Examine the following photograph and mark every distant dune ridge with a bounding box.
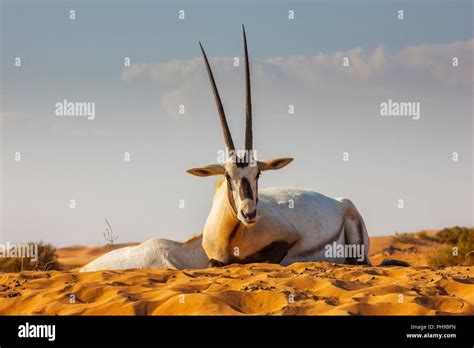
[0,229,472,315]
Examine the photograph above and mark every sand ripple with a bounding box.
[0,262,472,315]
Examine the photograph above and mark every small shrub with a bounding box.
[392,232,418,244]
[418,231,428,239]
[417,230,438,242]
[435,226,472,245]
[0,242,59,272]
[103,218,118,247]
[429,227,474,266]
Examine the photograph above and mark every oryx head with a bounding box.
[187,25,293,227]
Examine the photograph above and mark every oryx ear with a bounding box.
[258,158,294,172]
[186,164,225,177]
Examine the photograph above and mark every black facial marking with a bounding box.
[235,153,253,168]
[226,181,238,214]
[226,179,233,192]
[235,161,249,168]
[239,177,253,201]
[256,171,260,203]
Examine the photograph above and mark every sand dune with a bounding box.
[369,230,442,267]
[0,262,472,315]
[1,231,472,315]
[55,243,138,271]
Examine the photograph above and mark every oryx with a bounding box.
[81,25,370,272]
[187,25,370,267]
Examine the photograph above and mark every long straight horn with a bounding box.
[199,41,235,152]
[243,25,252,152]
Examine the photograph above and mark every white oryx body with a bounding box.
[80,235,207,272]
[80,185,370,272]
[199,179,370,267]
[256,188,370,265]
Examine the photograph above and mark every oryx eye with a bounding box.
[225,172,231,181]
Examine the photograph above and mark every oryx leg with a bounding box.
[340,199,371,265]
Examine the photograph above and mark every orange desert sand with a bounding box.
[0,232,472,315]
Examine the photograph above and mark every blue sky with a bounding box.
[3,1,473,65]
[1,0,472,245]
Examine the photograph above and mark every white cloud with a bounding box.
[121,39,473,115]
[396,40,473,86]
[122,58,203,84]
